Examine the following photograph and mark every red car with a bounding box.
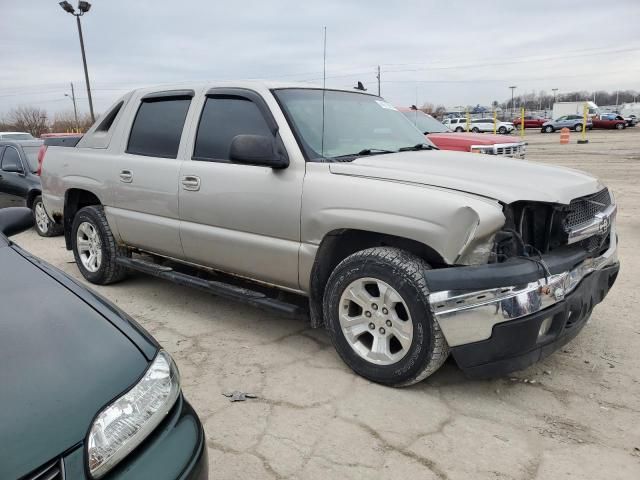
[513,116,550,128]
[592,114,626,130]
[399,108,526,158]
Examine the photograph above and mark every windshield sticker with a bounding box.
[376,100,397,110]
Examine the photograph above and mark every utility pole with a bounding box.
[60,2,95,123]
[376,65,381,96]
[65,82,79,131]
[509,86,517,118]
[615,90,619,111]
[552,88,558,106]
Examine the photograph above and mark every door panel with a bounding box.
[0,146,27,208]
[178,90,304,289]
[110,92,193,258]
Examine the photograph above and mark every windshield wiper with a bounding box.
[398,143,438,152]
[330,148,395,160]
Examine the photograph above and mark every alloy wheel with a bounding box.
[76,221,102,273]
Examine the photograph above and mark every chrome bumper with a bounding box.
[428,227,618,347]
[470,142,527,158]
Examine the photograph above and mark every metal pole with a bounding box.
[376,65,381,96]
[70,82,79,130]
[76,15,95,122]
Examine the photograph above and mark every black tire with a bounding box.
[498,126,507,134]
[574,123,583,132]
[543,125,554,133]
[471,127,480,133]
[615,123,625,130]
[455,127,464,132]
[32,195,63,237]
[323,247,449,387]
[71,205,129,285]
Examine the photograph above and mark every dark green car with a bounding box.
[0,208,207,480]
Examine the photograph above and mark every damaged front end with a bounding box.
[425,188,620,378]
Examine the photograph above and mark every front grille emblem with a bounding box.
[595,212,610,234]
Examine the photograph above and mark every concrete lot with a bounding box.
[14,127,640,479]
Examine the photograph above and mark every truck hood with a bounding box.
[329,150,603,204]
[427,132,521,146]
[0,245,150,480]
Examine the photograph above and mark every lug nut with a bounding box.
[365,311,372,318]
[382,307,388,315]
[372,304,378,310]
[369,322,375,330]
[386,320,392,327]
[379,327,386,334]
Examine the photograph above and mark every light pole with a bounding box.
[509,86,517,118]
[65,81,79,131]
[59,1,95,123]
[552,88,558,107]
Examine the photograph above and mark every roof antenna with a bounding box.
[321,26,327,159]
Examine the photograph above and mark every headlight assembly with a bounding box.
[87,350,180,478]
[456,234,496,265]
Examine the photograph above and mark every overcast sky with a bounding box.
[1,0,639,118]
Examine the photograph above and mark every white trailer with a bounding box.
[619,103,640,118]
[552,101,598,119]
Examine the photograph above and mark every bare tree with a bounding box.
[7,106,49,137]
[51,111,93,133]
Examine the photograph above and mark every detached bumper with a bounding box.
[425,233,619,378]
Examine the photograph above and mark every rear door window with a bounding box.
[127,96,192,158]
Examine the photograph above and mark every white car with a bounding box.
[0,131,35,140]
[469,118,515,134]
[442,118,468,132]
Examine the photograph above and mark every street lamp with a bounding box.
[509,86,517,118]
[65,82,79,131]
[59,1,95,122]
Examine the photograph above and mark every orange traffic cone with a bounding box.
[560,128,570,144]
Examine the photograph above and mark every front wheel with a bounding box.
[32,195,63,237]
[544,125,554,133]
[615,123,625,130]
[471,127,480,133]
[455,127,464,132]
[574,124,583,132]
[323,247,449,386]
[71,205,129,284]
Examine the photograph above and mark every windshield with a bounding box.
[2,133,34,140]
[22,146,41,172]
[274,89,432,160]
[401,110,450,134]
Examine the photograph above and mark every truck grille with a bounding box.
[565,188,612,229]
[494,143,525,158]
[21,458,64,480]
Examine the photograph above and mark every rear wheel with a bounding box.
[471,127,480,133]
[71,205,129,284]
[32,195,62,237]
[323,247,449,386]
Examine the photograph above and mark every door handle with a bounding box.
[181,175,201,191]
[119,170,133,183]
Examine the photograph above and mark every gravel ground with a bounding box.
[13,127,640,479]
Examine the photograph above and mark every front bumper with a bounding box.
[60,395,207,479]
[470,142,526,158]
[425,231,619,378]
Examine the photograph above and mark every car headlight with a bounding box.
[456,234,496,265]
[87,350,180,478]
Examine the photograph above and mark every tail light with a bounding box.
[36,145,47,176]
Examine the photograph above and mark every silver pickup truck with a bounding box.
[40,82,619,386]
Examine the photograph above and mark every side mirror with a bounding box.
[229,135,289,169]
[0,207,34,237]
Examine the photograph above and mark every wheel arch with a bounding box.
[26,188,41,209]
[63,188,103,249]
[307,228,447,328]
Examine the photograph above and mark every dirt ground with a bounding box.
[14,127,640,479]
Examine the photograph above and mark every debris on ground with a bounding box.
[222,391,258,402]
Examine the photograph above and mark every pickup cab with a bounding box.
[399,108,526,158]
[41,82,620,386]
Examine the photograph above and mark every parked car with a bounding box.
[0,207,207,480]
[0,139,61,236]
[624,115,637,127]
[592,114,626,130]
[399,108,526,158]
[513,116,550,128]
[443,117,514,134]
[541,115,593,133]
[41,82,619,385]
[0,131,35,140]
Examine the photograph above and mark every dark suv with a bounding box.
[0,140,61,236]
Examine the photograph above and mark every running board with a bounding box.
[116,257,305,317]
